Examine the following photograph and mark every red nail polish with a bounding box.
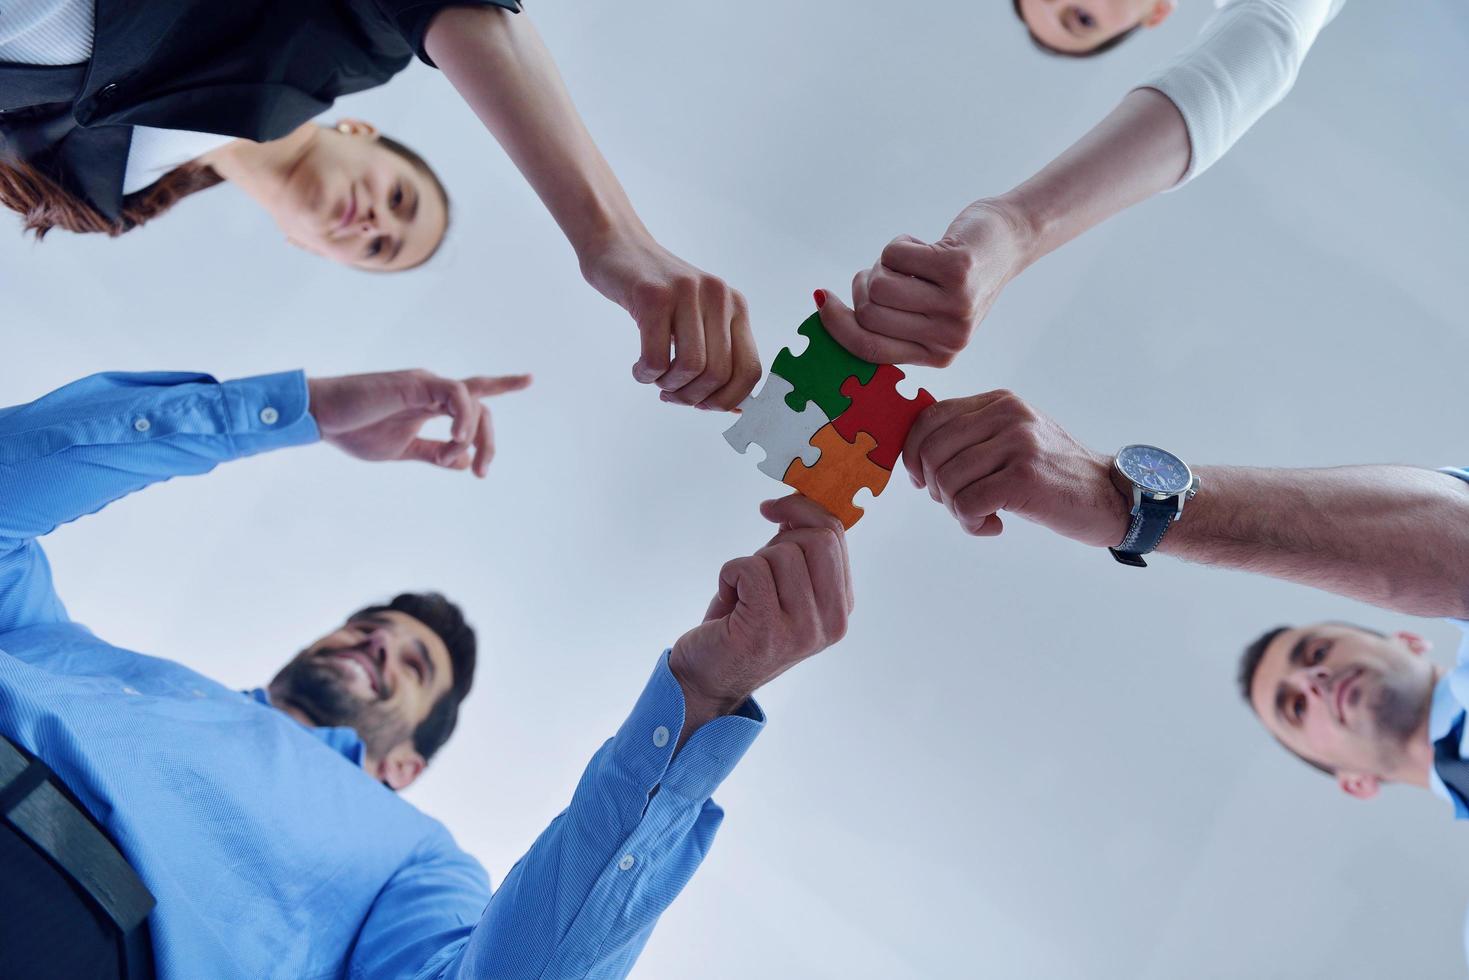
[813,289,827,309]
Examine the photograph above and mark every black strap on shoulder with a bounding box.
[0,737,155,935]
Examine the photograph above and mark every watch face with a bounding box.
[1116,445,1191,495]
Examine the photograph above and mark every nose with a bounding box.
[1303,666,1331,703]
[354,206,378,236]
[365,627,390,668]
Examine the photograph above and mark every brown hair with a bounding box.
[0,156,224,239]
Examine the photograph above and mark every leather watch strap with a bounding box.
[1109,496,1176,568]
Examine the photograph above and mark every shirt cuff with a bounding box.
[610,651,766,804]
[220,371,320,457]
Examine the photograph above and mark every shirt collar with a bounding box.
[246,688,367,768]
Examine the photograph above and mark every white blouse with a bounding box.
[1139,0,1347,185]
[0,0,235,195]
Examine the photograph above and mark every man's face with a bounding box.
[1249,624,1436,791]
[269,610,454,789]
[1016,0,1174,55]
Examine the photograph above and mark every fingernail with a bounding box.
[813,289,827,309]
[909,472,921,488]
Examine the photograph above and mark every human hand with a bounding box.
[307,370,532,476]
[668,495,854,745]
[816,199,1036,367]
[581,233,762,411]
[903,390,1128,546]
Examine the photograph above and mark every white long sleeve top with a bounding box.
[1138,0,1346,185]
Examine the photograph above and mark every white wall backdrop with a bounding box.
[3,1,1468,977]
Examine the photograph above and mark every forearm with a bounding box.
[994,88,1190,271]
[427,7,651,267]
[1159,465,1469,617]
[452,652,763,979]
[0,371,317,547]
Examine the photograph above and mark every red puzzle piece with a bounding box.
[832,364,937,470]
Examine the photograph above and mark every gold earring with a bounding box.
[336,123,351,133]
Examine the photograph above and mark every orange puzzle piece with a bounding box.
[781,424,892,529]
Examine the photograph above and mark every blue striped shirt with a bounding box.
[0,370,764,979]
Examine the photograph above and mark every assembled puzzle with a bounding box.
[723,311,936,528]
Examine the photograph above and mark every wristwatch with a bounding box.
[1108,444,1200,568]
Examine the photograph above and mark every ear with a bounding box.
[1338,771,1381,801]
[1396,630,1433,656]
[372,743,427,792]
[1143,0,1176,28]
[332,118,380,140]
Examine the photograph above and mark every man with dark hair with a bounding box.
[0,367,856,979]
[891,386,1469,957]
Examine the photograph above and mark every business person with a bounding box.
[0,2,760,410]
[0,365,854,979]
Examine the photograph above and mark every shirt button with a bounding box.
[617,854,635,871]
[259,406,280,425]
[133,417,151,432]
[98,82,120,101]
[652,726,669,749]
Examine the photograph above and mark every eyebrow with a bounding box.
[382,190,420,266]
[1289,633,1315,667]
[414,637,435,686]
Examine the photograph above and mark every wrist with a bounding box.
[668,643,747,737]
[574,210,654,296]
[975,194,1044,277]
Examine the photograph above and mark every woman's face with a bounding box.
[270,122,448,272]
[1017,0,1173,54]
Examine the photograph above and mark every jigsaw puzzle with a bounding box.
[722,306,939,528]
[770,313,877,420]
[833,364,937,471]
[781,425,892,529]
[723,374,828,479]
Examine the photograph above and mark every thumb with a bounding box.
[813,289,876,363]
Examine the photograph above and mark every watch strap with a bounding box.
[1109,496,1177,568]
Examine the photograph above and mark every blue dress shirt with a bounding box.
[0,371,764,979]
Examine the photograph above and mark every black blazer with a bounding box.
[0,0,521,220]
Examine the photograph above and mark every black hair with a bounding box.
[352,592,476,762]
[1010,0,1142,58]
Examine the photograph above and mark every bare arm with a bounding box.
[819,89,1191,365]
[820,0,1342,367]
[425,7,761,411]
[902,392,1469,619]
[1001,88,1190,270]
[1160,465,1469,618]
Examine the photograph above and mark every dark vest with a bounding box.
[0,0,520,220]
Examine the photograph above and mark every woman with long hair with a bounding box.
[0,2,760,410]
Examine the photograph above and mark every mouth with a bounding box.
[328,648,382,697]
[1334,667,1362,725]
[335,185,358,233]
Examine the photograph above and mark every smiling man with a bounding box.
[0,367,855,980]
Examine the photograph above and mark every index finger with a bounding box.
[760,494,852,611]
[464,374,533,398]
[902,391,1010,488]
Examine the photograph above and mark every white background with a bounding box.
[3,1,1469,976]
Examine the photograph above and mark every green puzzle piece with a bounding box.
[771,313,878,420]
